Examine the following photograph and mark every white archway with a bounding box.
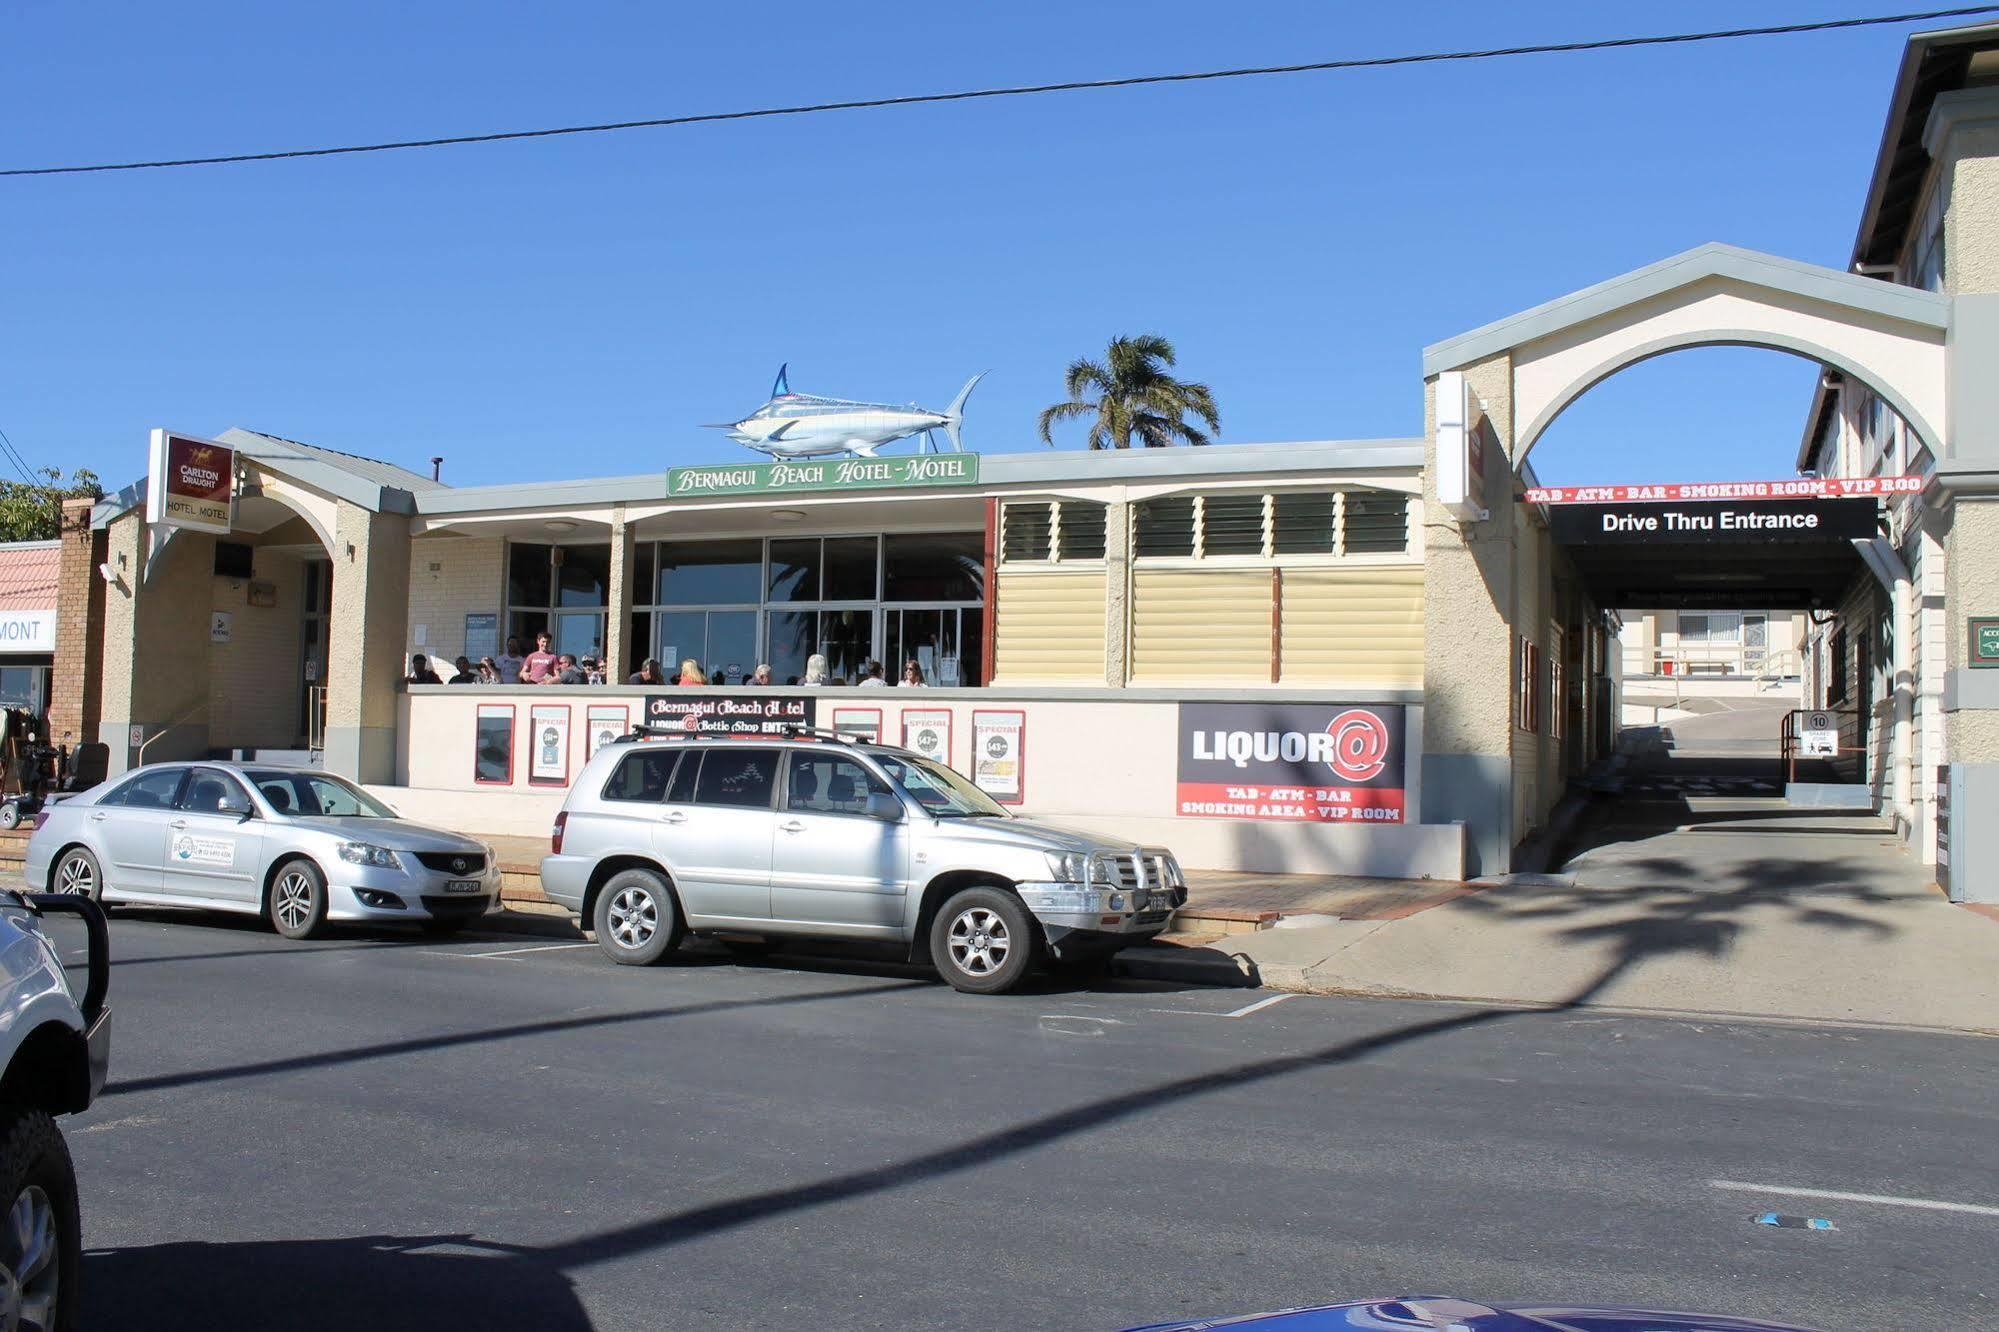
[1423,243,1949,462]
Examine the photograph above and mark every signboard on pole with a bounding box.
[643,693,812,736]
[1523,476,1922,505]
[1176,702,1407,823]
[146,430,235,534]
[1433,371,1491,523]
[1799,709,1838,759]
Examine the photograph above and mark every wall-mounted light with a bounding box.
[97,562,116,584]
[770,509,806,523]
[543,519,578,535]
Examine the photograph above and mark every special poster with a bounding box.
[900,708,951,764]
[1175,702,1406,823]
[970,710,1025,804]
[585,704,629,760]
[830,707,881,743]
[643,693,812,736]
[529,704,571,785]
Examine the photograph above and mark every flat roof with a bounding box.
[412,437,1425,517]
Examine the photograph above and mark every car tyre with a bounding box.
[931,887,1039,995]
[50,849,105,910]
[592,869,681,966]
[0,804,20,832]
[267,859,329,941]
[0,1104,81,1332]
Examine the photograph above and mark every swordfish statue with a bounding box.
[705,365,986,460]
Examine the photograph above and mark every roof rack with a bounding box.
[614,722,865,745]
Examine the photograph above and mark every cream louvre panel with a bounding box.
[1278,567,1424,686]
[1130,569,1271,682]
[993,570,1105,682]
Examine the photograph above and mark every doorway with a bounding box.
[299,559,331,748]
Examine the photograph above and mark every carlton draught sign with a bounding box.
[146,429,235,535]
[1176,703,1406,823]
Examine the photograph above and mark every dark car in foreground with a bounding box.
[1125,1294,1823,1331]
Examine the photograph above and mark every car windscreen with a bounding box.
[871,754,1007,818]
[246,771,398,819]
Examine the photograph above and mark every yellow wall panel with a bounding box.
[1130,570,1272,683]
[993,571,1105,682]
[1278,566,1424,687]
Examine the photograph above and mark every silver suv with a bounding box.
[540,728,1186,994]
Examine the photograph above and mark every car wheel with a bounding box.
[0,1104,80,1332]
[931,887,1039,995]
[0,804,20,832]
[50,849,103,908]
[592,869,681,966]
[267,860,329,941]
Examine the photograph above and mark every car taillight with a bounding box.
[551,811,567,855]
[30,811,47,831]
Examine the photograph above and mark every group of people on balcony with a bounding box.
[407,631,931,688]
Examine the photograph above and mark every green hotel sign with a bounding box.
[1971,616,1999,669]
[667,453,980,498]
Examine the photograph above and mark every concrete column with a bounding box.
[1102,499,1131,686]
[604,506,635,681]
[49,497,106,749]
[324,502,411,784]
[1420,355,1519,876]
[96,513,215,774]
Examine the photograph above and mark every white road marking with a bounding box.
[1147,993,1297,1019]
[1712,1180,1999,1218]
[438,942,598,961]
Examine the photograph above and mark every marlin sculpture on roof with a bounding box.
[705,366,986,460]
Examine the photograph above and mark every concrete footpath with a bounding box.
[1189,725,1999,1032]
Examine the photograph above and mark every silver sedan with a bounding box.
[25,762,501,939]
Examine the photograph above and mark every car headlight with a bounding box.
[338,842,402,869]
[1045,851,1091,883]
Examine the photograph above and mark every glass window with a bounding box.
[766,609,817,684]
[692,747,778,809]
[1057,502,1107,561]
[246,770,396,817]
[553,612,605,661]
[820,609,874,681]
[664,749,701,803]
[1202,494,1266,556]
[603,750,679,803]
[657,540,762,605]
[884,533,983,602]
[476,713,513,783]
[823,537,878,601]
[508,543,552,608]
[785,752,891,815]
[100,767,187,810]
[176,768,250,815]
[654,611,704,675]
[556,544,611,608]
[1343,491,1409,554]
[1135,497,1197,557]
[1272,493,1337,555]
[767,539,822,602]
[633,543,655,604]
[706,611,757,685]
[1001,502,1053,562]
[874,754,1007,817]
[0,667,44,713]
[508,610,550,650]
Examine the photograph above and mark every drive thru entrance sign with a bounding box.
[1523,476,1922,504]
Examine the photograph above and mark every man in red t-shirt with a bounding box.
[519,631,558,683]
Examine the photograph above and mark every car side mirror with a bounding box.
[865,792,903,823]
[217,796,251,819]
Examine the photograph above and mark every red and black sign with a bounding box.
[644,693,812,736]
[1176,702,1406,824]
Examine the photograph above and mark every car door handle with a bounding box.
[659,811,687,824]
[168,819,189,830]
[778,820,805,833]
[88,813,107,822]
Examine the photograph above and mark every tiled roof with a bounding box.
[0,542,59,611]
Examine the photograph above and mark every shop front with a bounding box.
[0,541,60,727]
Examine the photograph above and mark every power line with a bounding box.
[0,426,40,486]
[6,6,1996,178]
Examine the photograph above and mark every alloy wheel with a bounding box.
[946,907,1010,977]
[54,856,93,899]
[274,872,315,932]
[0,1183,60,1332]
[607,887,658,949]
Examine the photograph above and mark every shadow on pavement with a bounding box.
[85,1235,589,1330]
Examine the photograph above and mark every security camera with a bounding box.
[97,562,116,583]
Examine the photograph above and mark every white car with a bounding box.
[26,763,500,939]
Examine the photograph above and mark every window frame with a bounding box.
[1127,488,1416,567]
[686,745,782,811]
[997,500,1110,568]
[781,750,894,819]
[601,748,682,805]
[99,766,190,810]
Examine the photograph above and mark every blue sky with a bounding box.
[0,2,1949,491]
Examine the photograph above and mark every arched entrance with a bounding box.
[1417,243,1950,875]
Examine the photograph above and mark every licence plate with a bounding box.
[444,880,483,894]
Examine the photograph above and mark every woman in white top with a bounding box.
[898,659,925,687]
[801,653,829,686]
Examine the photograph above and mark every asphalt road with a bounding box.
[45,909,1999,1332]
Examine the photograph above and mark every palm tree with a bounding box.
[1037,334,1220,449]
